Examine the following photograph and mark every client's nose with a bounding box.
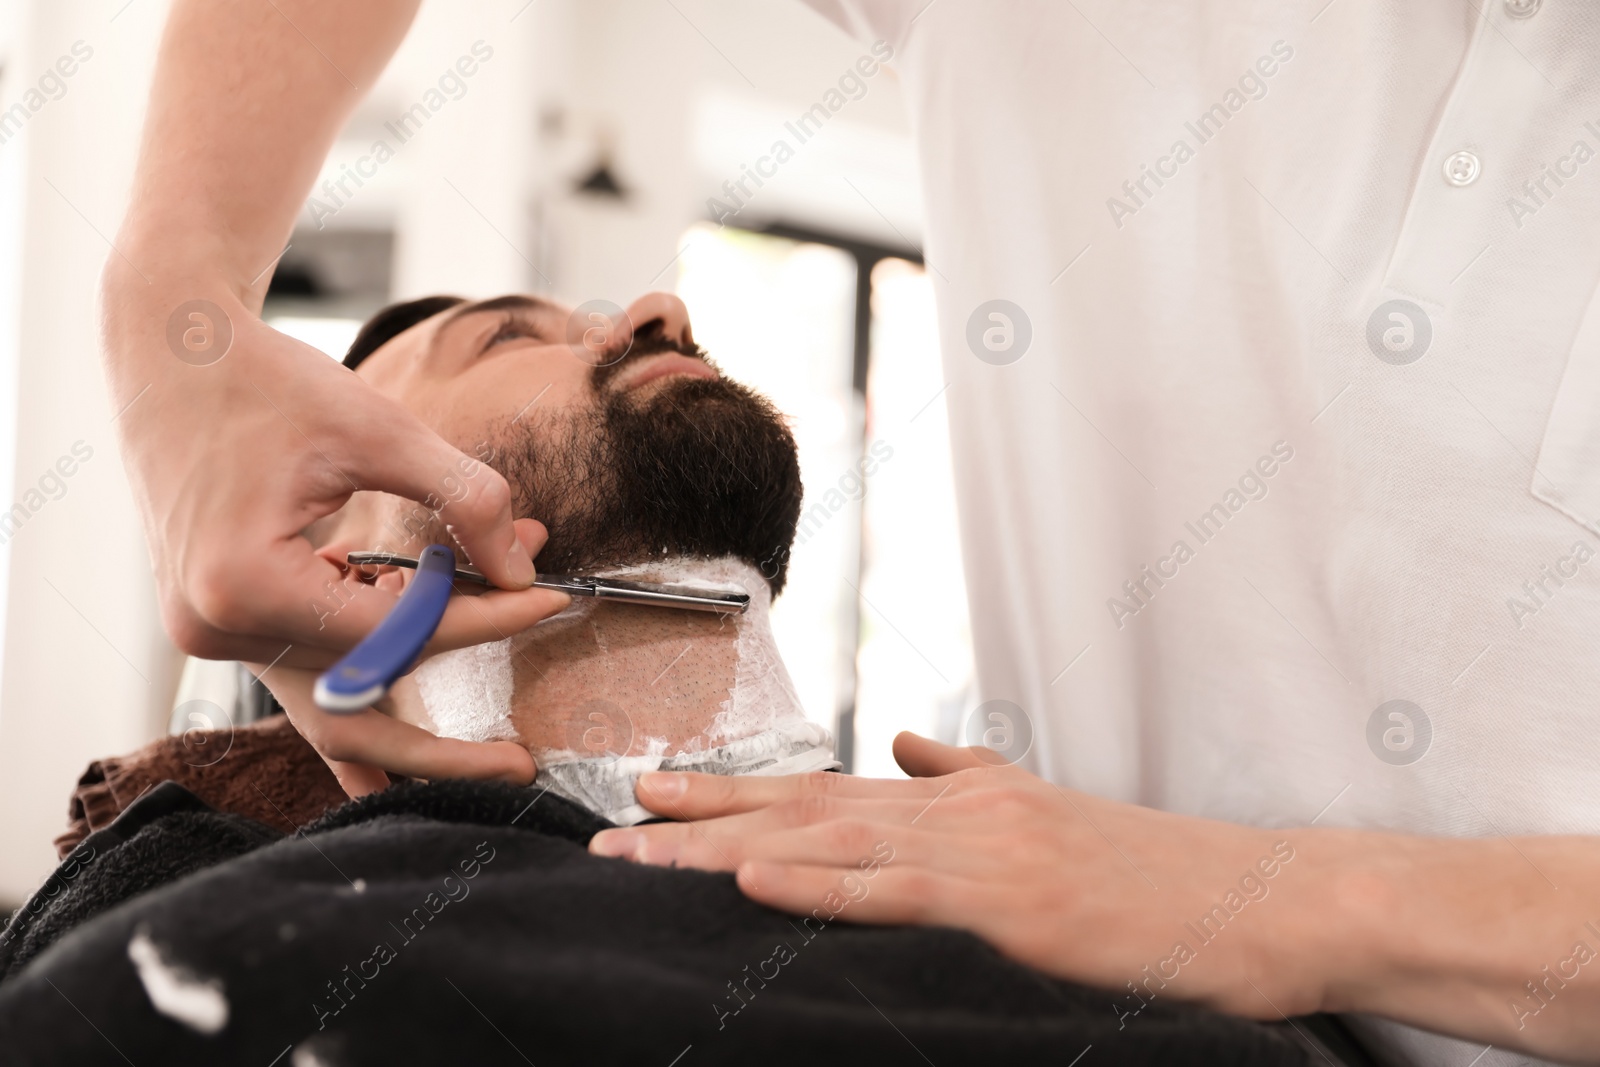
[624,292,695,349]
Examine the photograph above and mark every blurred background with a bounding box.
[0,0,973,905]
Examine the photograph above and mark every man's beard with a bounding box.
[490,337,802,593]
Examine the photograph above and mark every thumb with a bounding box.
[345,402,536,592]
[891,732,991,778]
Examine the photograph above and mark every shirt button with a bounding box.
[1443,150,1481,186]
[1504,0,1540,18]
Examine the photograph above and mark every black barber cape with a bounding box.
[0,779,1313,1065]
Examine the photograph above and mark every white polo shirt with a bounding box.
[804,2,1600,1063]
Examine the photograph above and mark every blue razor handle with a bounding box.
[313,544,458,714]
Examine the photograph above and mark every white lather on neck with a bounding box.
[412,556,836,823]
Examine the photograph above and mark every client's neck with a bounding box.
[407,557,806,762]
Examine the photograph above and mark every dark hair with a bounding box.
[343,296,466,370]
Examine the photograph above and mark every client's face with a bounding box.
[349,292,801,590]
[324,291,824,809]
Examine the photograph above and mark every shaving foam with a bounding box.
[588,556,808,742]
[538,720,839,825]
[412,636,517,743]
[413,556,830,823]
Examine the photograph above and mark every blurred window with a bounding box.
[675,223,973,775]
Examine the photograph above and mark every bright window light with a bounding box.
[674,225,974,776]
[675,224,859,742]
[855,258,973,776]
[267,316,364,361]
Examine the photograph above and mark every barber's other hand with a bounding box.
[590,732,1344,1021]
[101,277,558,666]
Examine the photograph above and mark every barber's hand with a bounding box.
[102,279,558,667]
[250,661,538,800]
[247,520,563,796]
[590,732,1341,1021]
[249,658,539,799]
[244,520,564,797]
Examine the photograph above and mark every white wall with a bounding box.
[315,0,919,302]
[0,0,178,902]
[0,0,920,902]
[541,0,921,302]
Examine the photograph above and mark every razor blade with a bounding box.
[345,551,751,615]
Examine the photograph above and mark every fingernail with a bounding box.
[639,772,687,800]
[505,543,535,587]
[591,829,638,858]
[738,861,775,890]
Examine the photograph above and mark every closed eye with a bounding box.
[482,309,549,352]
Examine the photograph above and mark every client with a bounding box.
[0,292,1325,1066]
[270,291,835,822]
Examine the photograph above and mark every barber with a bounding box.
[107,1,1600,1063]
[103,0,575,788]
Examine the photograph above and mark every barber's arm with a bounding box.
[593,734,1600,1063]
[102,0,566,784]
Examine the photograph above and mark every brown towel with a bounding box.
[54,715,348,858]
